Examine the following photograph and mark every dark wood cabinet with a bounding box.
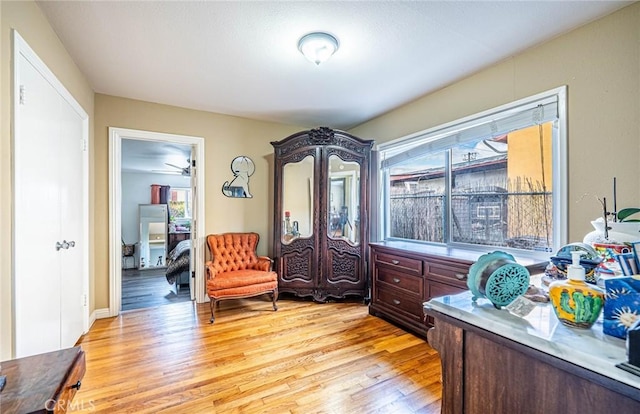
[369,243,472,337]
[168,231,190,252]
[426,312,640,414]
[271,127,373,301]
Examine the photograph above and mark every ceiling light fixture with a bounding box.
[298,32,339,65]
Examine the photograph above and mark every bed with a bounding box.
[166,239,191,290]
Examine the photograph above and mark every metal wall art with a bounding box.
[222,156,255,198]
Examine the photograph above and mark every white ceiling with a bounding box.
[120,139,191,175]
[38,1,631,173]
[37,1,632,132]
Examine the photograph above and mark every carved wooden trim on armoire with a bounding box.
[271,127,373,302]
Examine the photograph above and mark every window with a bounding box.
[377,87,566,257]
[168,187,192,220]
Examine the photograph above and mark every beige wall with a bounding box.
[1,1,95,359]
[94,94,303,309]
[351,2,640,245]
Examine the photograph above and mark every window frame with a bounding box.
[375,86,567,260]
[169,186,192,221]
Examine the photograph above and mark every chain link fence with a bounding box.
[389,189,552,252]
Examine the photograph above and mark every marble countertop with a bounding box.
[424,290,640,390]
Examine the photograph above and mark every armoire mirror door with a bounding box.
[282,155,315,243]
[272,127,373,302]
[327,155,361,245]
[274,148,319,296]
[320,148,369,299]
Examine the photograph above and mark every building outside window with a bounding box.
[377,87,567,258]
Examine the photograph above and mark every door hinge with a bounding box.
[82,139,87,151]
[83,293,88,307]
[191,159,196,168]
[19,85,25,105]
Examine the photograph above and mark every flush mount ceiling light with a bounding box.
[298,32,339,65]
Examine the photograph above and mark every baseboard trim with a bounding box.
[91,308,111,325]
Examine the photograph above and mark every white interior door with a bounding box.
[13,32,88,357]
[58,100,86,349]
[14,50,63,356]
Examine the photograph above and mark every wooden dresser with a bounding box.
[0,346,86,413]
[369,242,473,337]
[369,241,546,338]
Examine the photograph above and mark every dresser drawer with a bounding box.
[376,287,423,320]
[376,267,423,297]
[374,251,423,275]
[427,259,470,289]
[429,279,467,299]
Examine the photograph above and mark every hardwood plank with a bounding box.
[122,268,190,311]
[71,297,441,413]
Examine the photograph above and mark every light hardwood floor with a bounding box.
[73,296,442,413]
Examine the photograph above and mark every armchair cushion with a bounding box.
[207,269,277,291]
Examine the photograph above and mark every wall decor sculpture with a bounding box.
[222,156,255,198]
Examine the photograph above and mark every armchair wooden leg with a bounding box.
[272,288,279,311]
[209,298,217,324]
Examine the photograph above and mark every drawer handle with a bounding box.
[391,260,400,265]
[393,277,401,283]
[392,299,401,305]
[71,380,82,390]
[455,273,467,280]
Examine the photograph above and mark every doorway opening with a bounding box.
[108,128,206,316]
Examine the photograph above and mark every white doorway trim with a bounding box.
[108,128,206,317]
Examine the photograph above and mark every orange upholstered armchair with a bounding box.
[205,232,278,323]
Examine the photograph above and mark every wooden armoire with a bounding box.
[271,127,373,301]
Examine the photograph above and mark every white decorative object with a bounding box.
[583,218,640,244]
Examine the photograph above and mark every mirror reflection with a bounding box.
[328,155,360,245]
[282,155,314,243]
[139,204,168,268]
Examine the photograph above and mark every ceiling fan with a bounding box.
[156,159,191,176]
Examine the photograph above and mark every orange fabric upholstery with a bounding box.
[205,233,278,323]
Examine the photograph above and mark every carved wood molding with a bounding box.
[273,128,373,157]
[309,127,335,143]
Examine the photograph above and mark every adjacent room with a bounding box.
[119,139,194,311]
[2,1,640,413]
